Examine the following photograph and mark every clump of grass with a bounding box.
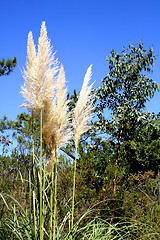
[1,21,95,239]
[20,21,59,240]
[20,21,95,239]
[1,177,159,240]
[19,21,93,240]
[43,64,72,239]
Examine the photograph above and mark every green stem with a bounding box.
[53,147,58,240]
[29,171,32,226]
[71,142,78,239]
[42,147,46,230]
[49,158,54,240]
[33,190,37,239]
[32,116,36,239]
[32,115,35,182]
[40,109,43,240]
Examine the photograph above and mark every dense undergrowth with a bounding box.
[1,22,160,239]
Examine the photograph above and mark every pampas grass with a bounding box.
[20,21,59,115]
[20,31,38,115]
[71,65,94,239]
[43,64,72,151]
[36,22,58,240]
[43,64,72,239]
[73,65,94,144]
[20,21,94,239]
[20,21,59,240]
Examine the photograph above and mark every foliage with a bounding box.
[0,57,17,76]
[1,40,160,238]
[95,41,160,171]
[123,171,160,235]
[119,114,160,172]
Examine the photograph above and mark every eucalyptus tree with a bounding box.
[95,41,160,222]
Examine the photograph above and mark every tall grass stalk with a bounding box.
[71,65,94,238]
[33,190,37,239]
[32,115,35,182]
[29,171,33,232]
[71,142,78,236]
[43,65,71,239]
[53,147,58,240]
[49,158,54,239]
[42,146,46,232]
[31,114,37,239]
[39,108,43,240]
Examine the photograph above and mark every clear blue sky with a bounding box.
[0,0,160,121]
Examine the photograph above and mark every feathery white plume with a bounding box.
[36,21,58,109]
[20,31,40,115]
[20,21,59,116]
[43,65,72,161]
[55,65,72,148]
[73,65,94,144]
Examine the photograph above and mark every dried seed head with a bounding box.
[73,65,94,144]
[26,31,37,75]
[43,65,72,160]
[20,30,40,115]
[20,21,59,116]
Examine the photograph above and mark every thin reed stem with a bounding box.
[49,159,54,240]
[29,170,32,224]
[53,147,58,240]
[42,147,46,230]
[33,190,37,239]
[32,116,35,182]
[32,115,37,239]
[40,109,43,240]
[71,142,78,239]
